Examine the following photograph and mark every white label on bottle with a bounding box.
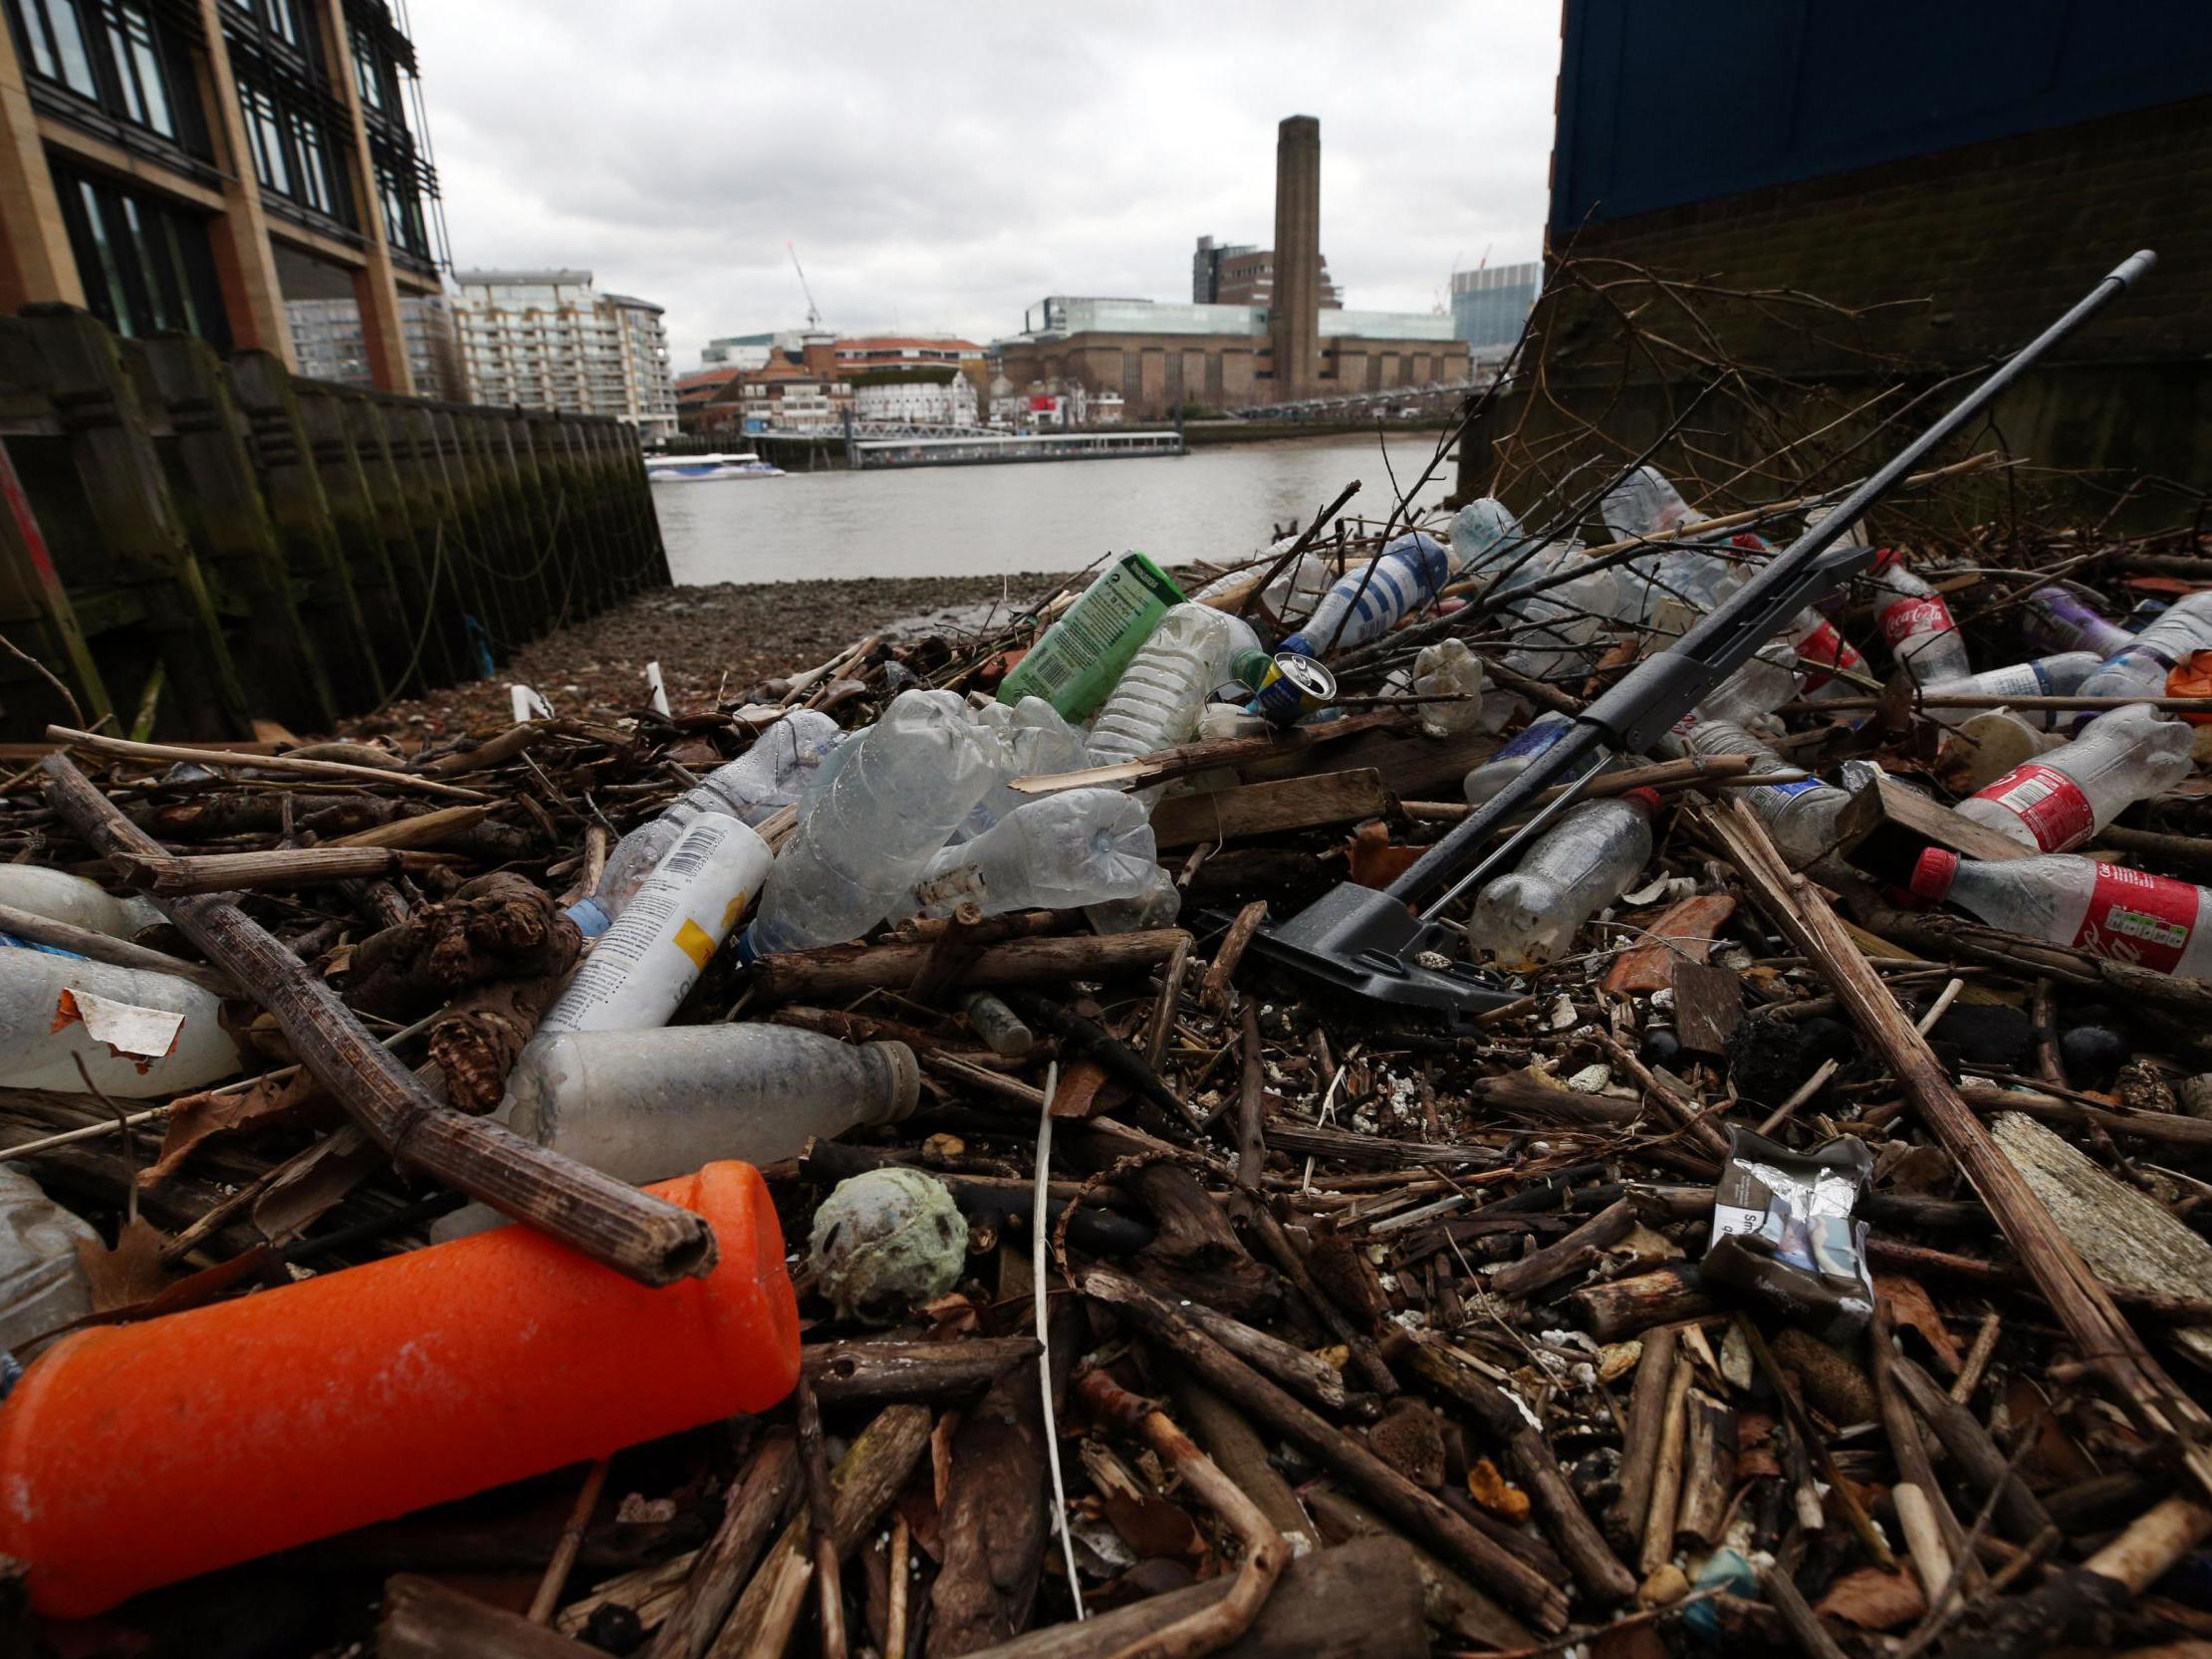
[60,989,184,1061]
[1976,661,2052,698]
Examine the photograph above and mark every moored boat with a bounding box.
[644,453,784,482]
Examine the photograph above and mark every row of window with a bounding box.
[55,160,231,347]
[13,0,205,153]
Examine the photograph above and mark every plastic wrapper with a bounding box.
[1703,1126,1874,1341]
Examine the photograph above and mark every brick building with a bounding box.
[1461,0,2212,502]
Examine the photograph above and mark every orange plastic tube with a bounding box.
[0,1161,799,1617]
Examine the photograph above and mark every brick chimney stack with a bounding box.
[1270,115,1322,401]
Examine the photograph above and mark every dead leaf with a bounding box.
[149,1068,324,1184]
[1465,1458,1531,1525]
[1876,1275,1965,1371]
[1102,1492,1209,1565]
[1601,893,1738,993]
[1816,1566,1927,1630]
[1345,822,1424,890]
[75,1220,172,1313]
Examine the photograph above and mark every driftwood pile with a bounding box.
[10,497,2212,1659]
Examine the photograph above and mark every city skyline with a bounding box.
[407,1,1557,365]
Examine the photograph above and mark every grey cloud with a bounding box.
[408,0,1558,363]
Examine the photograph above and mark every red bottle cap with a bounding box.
[1909,846,1960,900]
[1621,788,1664,819]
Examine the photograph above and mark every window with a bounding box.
[286,105,336,214]
[54,162,229,347]
[238,79,291,194]
[10,0,200,150]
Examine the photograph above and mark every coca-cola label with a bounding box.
[1796,618,1863,692]
[2074,862,2199,973]
[1972,762,2095,851]
[1878,594,1957,646]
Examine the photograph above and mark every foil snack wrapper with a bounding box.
[1703,1126,1874,1341]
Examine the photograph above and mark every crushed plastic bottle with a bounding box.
[1865,548,1973,685]
[1665,716,1854,865]
[1693,640,1804,727]
[2071,590,2212,720]
[1191,547,1336,628]
[1598,466,1698,542]
[1410,637,1487,736]
[505,1025,917,1187]
[1467,790,1661,966]
[0,1165,95,1354]
[0,947,241,1097]
[0,867,162,942]
[1465,712,1574,806]
[997,553,1185,720]
[912,788,1156,918]
[1086,603,1262,774]
[1448,501,1624,730]
[1918,651,2101,729]
[570,711,843,936]
[960,697,1092,840]
[745,691,994,956]
[2020,586,2135,660]
[1087,864,1181,936]
[1911,847,2212,977]
[1280,531,1452,658]
[1955,702,2193,852]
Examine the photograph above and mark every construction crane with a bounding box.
[786,240,822,330]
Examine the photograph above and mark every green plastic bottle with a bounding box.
[998,553,1185,721]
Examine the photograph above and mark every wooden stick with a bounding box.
[115,845,460,894]
[47,724,488,800]
[1673,1389,1737,1553]
[1487,1198,1638,1301]
[1893,1484,1953,1602]
[1639,1352,1693,1576]
[797,1380,848,1659]
[381,1573,601,1657]
[885,1514,910,1659]
[1236,1003,1267,1191]
[1235,1198,1399,1398]
[1078,1369,1290,1659]
[750,929,1186,1002]
[41,753,713,1287]
[1143,931,1195,1068]
[1202,900,1269,1013]
[643,1435,799,1659]
[1889,1354,2056,1545]
[1169,1377,1316,1550]
[1700,797,2212,1483]
[1605,1325,1677,1554]
[1757,1560,1849,1659]
[1870,1302,1980,1597]
[804,1337,1040,1403]
[0,897,238,996]
[1080,1266,1568,1630]
[529,1458,611,1624]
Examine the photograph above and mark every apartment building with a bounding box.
[1,0,446,389]
[453,269,677,442]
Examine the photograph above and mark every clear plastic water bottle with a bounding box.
[504,1025,918,1187]
[0,1165,96,1353]
[959,697,1091,840]
[1955,703,2193,852]
[0,867,163,941]
[745,690,995,956]
[912,788,1156,917]
[542,813,773,1034]
[1410,637,1487,736]
[1918,652,2100,729]
[1464,712,1575,805]
[2071,591,2212,716]
[1467,790,1661,966]
[1599,467,1698,542]
[1280,531,1453,658]
[1087,603,1262,771]
[1088,864,1181,936]
[1664,716,1853,865]
[1191,546,1335,626]
[1910,846,2212,977]
[1693,640,1803,727]
[0,948,241,1097]
[2019,587,2134,660]
[1865,549,1973,685]
[571,710,844,936]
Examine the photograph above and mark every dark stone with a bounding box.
[1641,1026,1683,1066]
[1725,1011,1823,1108]
[2061,1024,2130,1089]
[1930,1003,2035,1069]
[583,1602,646,1655]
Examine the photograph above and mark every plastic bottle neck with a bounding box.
[1909,846,1960,900]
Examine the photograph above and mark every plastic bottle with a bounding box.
[1693,641,1804,727]
[1191,548,1335,626]
[1942,710,2064,793]
[1087,864,1181,936]
[1466,790,1660,966]
[1464,712,1575,805]
[1665,716,1854,865]
[0,949,241,1097]
[505,1026,918,1187]
[0,1161,799,1618]
[1280,531,1453,658]
[962,990,1034,1057]
[541,814,772,1035]
[2019,586,2134,660]
[745,691,994,956]
[1410,637,1487,736]
[1918,651,2101,729]
[1955,703,2193,852]
[2071,591,2212,717]
[1910,847,2212,977]
[1086,603,1263,772]
[997,553,1186,720]
[1865,549,1973,685]
[960,697,1092,840]
[1599,466,1699,542]
[571,711,844,936]
[913,789,1155,917]
[0,866,162,941]
[0,1166,95,1355]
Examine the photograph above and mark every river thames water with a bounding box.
[650,433,1459,586]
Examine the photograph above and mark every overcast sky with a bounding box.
[407,2,1560,369]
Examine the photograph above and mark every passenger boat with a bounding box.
[643,452,784,482]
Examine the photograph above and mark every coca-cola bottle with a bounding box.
[1953,703,2192,852]
[1910,847,2212,977]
